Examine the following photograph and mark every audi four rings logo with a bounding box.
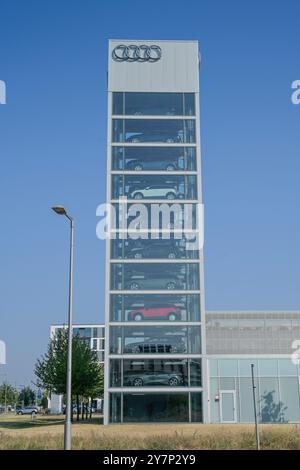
[112,44,162,62]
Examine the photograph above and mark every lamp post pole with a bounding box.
[251,363,260,450]
[52,206,74,450]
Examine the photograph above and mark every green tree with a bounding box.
[35,329,104,420]
[0,383,18,407]
[40,391,49,410]
[19,386,35,406]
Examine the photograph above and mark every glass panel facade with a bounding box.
[239,378,255,422]
[279,377,300,422]
[112,92,195,116]
[111,238,199,260]
[259,359,278,376]
[110,325,201,355]
[112,119,196,144]
[218,360,238,377]
[110,359,121,387]
[123,393,189,422]
[191,393,203,422]
[123,359,189,387]
[106,44,203,424]
[190,360,202,386]
[112,146,196,171]
[209,357,300,423]
[278,359,298,376]
[109,358,201,387]
[110,263,200,291]
[112,175,197,200]
[259,377,280,422]
[109,393,121,423]
[220,377,235,389]
[238,359,258,376]
[110,294,201,322]
[112,202,198,231]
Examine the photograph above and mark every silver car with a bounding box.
[130,185,178,200]
[16,406,38,415]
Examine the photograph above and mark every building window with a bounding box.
[109,393,121,423]
[110,294,201,322]
[110,238,199,261]
[112,202,198,232]
[111,174,197,200]
[110,263,200,291]
[112,92,195,116]
[191,392,202,422]
[110,359,122,387]
[123,359,188,387]
[110,359,202,388]
[109,325,201,355]
[112,146,197,171]
[112,119,196,144]
[123,393,189,422]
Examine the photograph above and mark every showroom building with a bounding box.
[104,39,206,424]
[51,311,300,422]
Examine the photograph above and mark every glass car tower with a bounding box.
[104,40,207,423]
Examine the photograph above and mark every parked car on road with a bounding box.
[16,406,38,415]
[128,306,181,321]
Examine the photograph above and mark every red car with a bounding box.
[128,306,181,321]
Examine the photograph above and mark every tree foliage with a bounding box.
[35,329,104,400]
[18,386,35,406]
[0,383,18,405]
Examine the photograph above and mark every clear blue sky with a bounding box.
[1,0,300,386]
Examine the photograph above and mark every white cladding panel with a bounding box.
[108,40,199,92]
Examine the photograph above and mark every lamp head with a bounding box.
[52,206,67,216]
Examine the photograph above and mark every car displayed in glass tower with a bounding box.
[124,371,184,387]
[126,157,181,171]
[124,337,186,354]
[128,306,182,321]
[128,184,179,200]
[125,131,183,143]
[127,240,185,259]
[125,273,183,290]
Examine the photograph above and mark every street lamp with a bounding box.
[52,205,74,451]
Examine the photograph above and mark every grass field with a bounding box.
[1,413,300,449]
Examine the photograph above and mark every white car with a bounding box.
[130,185,178,200]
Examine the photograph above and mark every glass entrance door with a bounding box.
[220,390,237,423]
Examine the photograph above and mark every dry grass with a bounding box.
[0,414,300,449]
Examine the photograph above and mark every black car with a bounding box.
[124,337,186,354]
[126,133,182,143]
[123,371,184,387]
